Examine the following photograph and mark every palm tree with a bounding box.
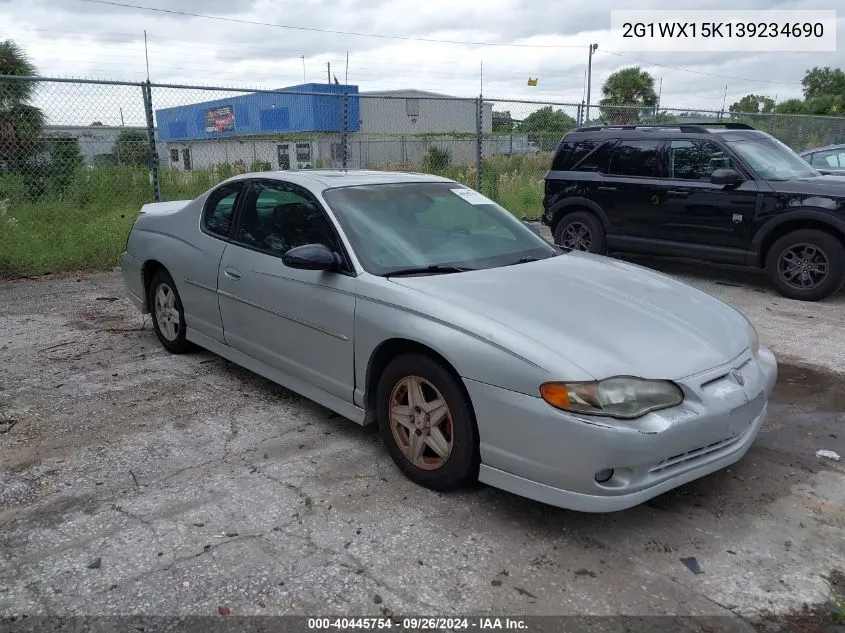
[598,66,658,124]
[0,39,45,171]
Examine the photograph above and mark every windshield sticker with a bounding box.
[451,188,493,205]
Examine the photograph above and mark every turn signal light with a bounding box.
[539,382,570,409]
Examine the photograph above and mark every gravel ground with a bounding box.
[1,255,844,631]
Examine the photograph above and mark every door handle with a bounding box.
[597,186,618,192]
[223,267,241,280]
[665,190,691,199]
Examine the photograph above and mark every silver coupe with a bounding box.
[121,170,777,512]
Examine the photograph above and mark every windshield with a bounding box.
[726,135,820,181]
[321,182,559,276]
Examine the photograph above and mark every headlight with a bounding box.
[540,377,684,419]
[747,320,760,357]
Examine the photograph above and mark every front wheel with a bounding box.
[553,211,607,254]
[765,229,845,301]
[376,354,479,491]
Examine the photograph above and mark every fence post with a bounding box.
[142,81,161,202]
[475,96,483,191]
[341,91,349,170]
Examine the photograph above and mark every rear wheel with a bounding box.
[148,269,191,353]
[765,229,845,301]
[553,211,607,254]
[377,354,479,491]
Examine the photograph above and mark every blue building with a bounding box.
[155,83,360,142]
[153,84,508,172]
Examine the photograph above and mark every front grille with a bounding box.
[648,434,743,475]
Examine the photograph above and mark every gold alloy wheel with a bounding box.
[389,375,454,470]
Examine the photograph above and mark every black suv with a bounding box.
[541,123,845,301]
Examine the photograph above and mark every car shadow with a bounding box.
[611,252,845,300]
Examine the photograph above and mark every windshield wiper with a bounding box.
[384,264,474,277]
[503,256,541,266]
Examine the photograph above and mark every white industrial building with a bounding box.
[154,85,536,172]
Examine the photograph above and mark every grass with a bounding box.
[0,153,552,278]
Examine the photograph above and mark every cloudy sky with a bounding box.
[1,0,843,125]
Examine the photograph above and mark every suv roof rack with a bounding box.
[575,122,755,133]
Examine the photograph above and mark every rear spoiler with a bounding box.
[139,200,191,215]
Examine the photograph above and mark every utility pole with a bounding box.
[143,29,150,81]
[327,61,331,84]
[301,55,306,82]
[585,43,598,124]
[656,77,663,118]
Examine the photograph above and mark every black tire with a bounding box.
[376,353,479,492]
[148,269,191,353]
[765,229,845,301]
[553,210,607,254]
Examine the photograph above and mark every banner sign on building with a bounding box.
[205,105,235,133]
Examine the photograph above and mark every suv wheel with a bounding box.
[765,229,845,301]
[554,211,606,254]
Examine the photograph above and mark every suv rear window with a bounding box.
[607,140,660,177]
[572,140,615,173]
[552,139,598,171]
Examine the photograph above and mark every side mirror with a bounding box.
[816,168,833,176]
[711,168,742,186]
[522,220,542,236]
[282,243,337,271]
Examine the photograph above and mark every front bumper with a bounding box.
[467,347,777,513]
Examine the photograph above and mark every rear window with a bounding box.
[573,140,616,173]
[552,139,598,171]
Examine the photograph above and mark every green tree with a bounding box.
[0,39,45,172]
[730,94,775,114]
[112,129,149,166]
[598,66,658,123]
[492,110,516,133]
[804,93,845,116]
[775,98,807,114]
[516,106,575,150]
[802,66,845,100]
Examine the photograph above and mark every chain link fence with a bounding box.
[3,74,845,276]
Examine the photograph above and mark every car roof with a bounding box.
[223,169,456,191]
[799,143,845,156]
[563,125,769,142]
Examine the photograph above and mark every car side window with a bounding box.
[202,183,242,238]
[552,139,598,171]
[575,140,615,172]
[810,150,843,168]
[606,140,660,177]
[669,140,734,180]
[235,181,341,258]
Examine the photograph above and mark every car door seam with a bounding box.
[217,289,350,341]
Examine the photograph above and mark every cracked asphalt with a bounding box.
[1,256,844,630]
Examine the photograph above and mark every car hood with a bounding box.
[771,175,845,197]
[388,253,751,381]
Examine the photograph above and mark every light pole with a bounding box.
[585,43,598,124]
